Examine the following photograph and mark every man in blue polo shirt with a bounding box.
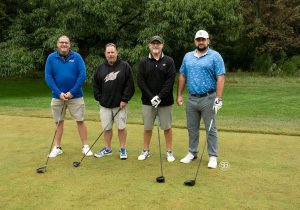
[177,30,225,169]
[45,35,93,158]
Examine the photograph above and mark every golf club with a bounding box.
[73,107,121,167]
[155,108,165,183]
[184,118,213,186]
[36,101,66,173]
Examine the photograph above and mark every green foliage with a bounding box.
[5,0,299,77]
[251,53,273,73]
[277,55,300,76]
[85,48,104,83]
[239,0,300,71]
[251,53,300,76]
[0,0,242,79]
[0,42,35,78]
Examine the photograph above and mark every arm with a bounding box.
[69,54,86,97]
[45,55,62,99]
[216,75,225,98]
[176,73,186,106]
[137,59,154,99]
[157,59,176,99]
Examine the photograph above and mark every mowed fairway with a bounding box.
[0,115,299,210]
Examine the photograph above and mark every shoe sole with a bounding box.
[120,156,127,160]
[82,152,93,156]
[48,151,63,158]
[138,154,150,160]
[94,153,113,158]
[208,165,217,169]
[180,157,197,163]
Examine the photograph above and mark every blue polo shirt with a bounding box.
[179,48,225,95]
[45,50,86,99]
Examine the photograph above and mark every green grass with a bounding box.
[0,73,299,135]
[1,116,299,210]
[1,73,300,209]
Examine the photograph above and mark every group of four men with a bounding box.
[44,29,225,169]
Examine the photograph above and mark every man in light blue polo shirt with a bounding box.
[177,30,225,169]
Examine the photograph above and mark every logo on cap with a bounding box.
[194,30,209,39]
[149,36,164,44]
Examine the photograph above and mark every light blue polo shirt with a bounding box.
[179,48,225,95]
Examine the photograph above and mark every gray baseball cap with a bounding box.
[149,36,164,44]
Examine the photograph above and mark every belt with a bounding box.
[191,91,215,98]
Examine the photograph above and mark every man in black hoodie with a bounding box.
[93,43,135,160]
[137,36,176,162]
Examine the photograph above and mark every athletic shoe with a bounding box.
[166,151,175,162]
[48,146,63,158]
[119,148,127,160]
[94,147,112,158]
[208,156,217,169]
[82,145,93,156]
[180,152,197,163]
[137,150,150,160]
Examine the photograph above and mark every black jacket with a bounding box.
[137,53,176,106]
[93,58,135,108]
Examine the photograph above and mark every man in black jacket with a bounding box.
[137,36,176,162]
[93,43,135,160]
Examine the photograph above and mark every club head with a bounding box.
[156,176,165,183]
[184,179,196,186]
[73,162,81,167]
[36,166,46,173]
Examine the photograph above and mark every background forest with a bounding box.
[0,0,299,81]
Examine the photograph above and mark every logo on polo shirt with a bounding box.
[104,71,120,82]
[69,59,75,62]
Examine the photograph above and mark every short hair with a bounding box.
[105,43,117,50]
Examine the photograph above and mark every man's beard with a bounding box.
[197,46,208,52]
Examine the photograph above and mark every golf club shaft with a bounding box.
[156,108,164,177]
[44,100,66,166]
[194,118,213,180]
[79,107,122,162]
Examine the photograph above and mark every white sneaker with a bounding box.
[208,156,217,169]
[166,151,175,162]
[138,150,150,160]
[48,147,63,158]
[180,152,196,163]
[82,145,93,156]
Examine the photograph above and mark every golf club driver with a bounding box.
[36,101,66,173]
[184,118,213,186]
[155,109,165,183]
[73,107,121,167]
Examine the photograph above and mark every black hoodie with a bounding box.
[93,58,135,108]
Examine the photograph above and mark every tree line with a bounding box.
[0,0,299,81]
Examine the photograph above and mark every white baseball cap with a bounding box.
[194,30,209,39]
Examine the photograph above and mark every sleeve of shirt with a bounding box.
[137,59,154,99]
[158,58,176,99]
[121,63,135,103]
[69,54,86,95]
[45,55,61,98]
[214,53,226,76]
[179,54,187,76]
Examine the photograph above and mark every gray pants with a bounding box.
[186,93,218,157]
